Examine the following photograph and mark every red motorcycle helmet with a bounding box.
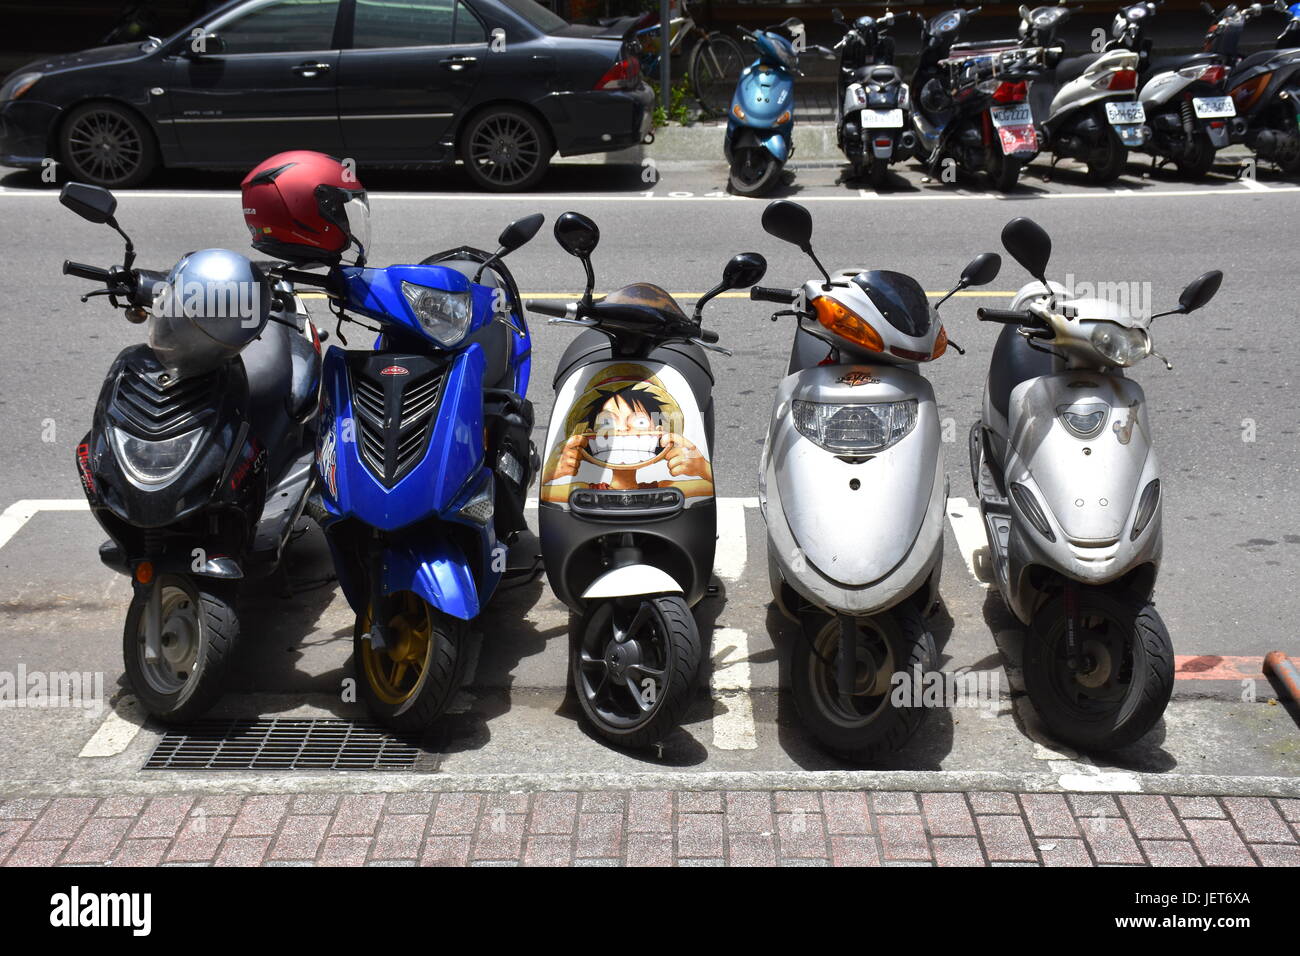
[241,151,370,265]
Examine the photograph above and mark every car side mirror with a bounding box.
[1178,270,1223,314]
[186,32,225,56]
[498,213,544,253]
[1000,216,1052,282]
[60,182,117,225]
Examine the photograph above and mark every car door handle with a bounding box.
[292,61,332,78]
[440,56,478,71]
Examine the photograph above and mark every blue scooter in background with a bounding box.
[286,216,545,734]
[726,18,835,195]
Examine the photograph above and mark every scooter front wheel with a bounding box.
[729,149,783,196]
[354,591,467,734]
[791,606,935,763]
[571,595,702,749]
[1023,589,1173,752]
[1085,128,1128,184]
[123,574,239,722]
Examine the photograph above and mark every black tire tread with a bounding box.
[355,608,467,735]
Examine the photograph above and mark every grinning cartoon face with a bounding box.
[583,385,668,470]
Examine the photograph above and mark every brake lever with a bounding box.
[691,338,733,356]
[546,317,598,327]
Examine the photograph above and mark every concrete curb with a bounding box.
[4,770,1298,799]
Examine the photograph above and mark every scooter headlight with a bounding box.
[791,400,916,454]
[401,281,471,347]
[1056,402,1109,439]
[110,426,204,487]
[1090,322,1150,367]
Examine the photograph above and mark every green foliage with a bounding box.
[649,73,695,128]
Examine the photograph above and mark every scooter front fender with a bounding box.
[582,564,683,599]
[382,538,480,621]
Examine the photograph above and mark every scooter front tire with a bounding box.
[1023,589,1174,752]
[729,151,783,196]
[123,573,239,723]
[791,605,935,764]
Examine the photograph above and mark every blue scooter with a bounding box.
[726,18,834,195]
[285,214,544,733]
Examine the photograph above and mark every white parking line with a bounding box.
[1239,176,1271,191]
[945,496,992,589]
[714,498,748,583]
[710,626,758,751]
[78,696,144,758]
[0,499,89,551]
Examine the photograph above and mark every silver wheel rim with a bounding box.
[67,110,144,185]
[808,617,896,730]
[468,114,541,187]
[137,586,202,696]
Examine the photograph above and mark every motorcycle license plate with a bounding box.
[1192,96,1235,119]
[860,108,904,128]
[1105,100,1146,125]
[990,104,1033,128]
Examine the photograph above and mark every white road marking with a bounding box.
[713,498,748,583]
[0,499,90,551]
[4,185,1296,203]
[78,696,144,758]
[1239,176,1271,192]
[945,496,992,589]
[710,626,758,750]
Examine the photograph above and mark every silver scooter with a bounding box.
[1018,4,1148,182]
[970,216,1222,751]
[751,200,1001,762]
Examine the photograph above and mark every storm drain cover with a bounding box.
[144,718,422,771]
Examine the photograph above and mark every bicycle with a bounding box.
[628,0,746,114]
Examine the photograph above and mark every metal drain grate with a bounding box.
[144,718,421,771]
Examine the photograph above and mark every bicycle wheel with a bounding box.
[689,32,745,115]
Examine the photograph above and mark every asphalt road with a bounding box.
[0,155,1297,790]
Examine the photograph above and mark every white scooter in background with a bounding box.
[970,216,1222,751]
[751,200,1002,762]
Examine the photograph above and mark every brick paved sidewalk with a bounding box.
[1,790,1297,867]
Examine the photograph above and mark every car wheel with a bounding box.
[459,106,553,192]
[60,101,157,188]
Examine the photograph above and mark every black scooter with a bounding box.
[527,213,766,749]
[1221,1,1300,173]
[62,183,321,721]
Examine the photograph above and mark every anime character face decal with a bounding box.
[541,363,714,504]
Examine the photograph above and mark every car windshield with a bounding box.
[498,0,568,33]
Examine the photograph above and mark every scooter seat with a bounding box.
[1145,51,1218,77]
[987,322,1060,422]
[855,64,902,85]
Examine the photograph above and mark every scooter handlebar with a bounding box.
[62,260,111,282]
[977,307,1034,324]
[750,286,799,304]
[526,300,569,317]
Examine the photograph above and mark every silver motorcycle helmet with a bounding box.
[148,248,271,377]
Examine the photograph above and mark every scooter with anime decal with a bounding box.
[528,212,767,749]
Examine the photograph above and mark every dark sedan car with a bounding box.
[0,0,652,190]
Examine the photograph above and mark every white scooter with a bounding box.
[751,200,1001,762]
[971,216,1222,751]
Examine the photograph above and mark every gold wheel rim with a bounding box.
[359,592,432,706]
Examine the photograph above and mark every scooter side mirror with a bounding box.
[554,211,599,303]
[60,182,117,225]
[761,200,814,249]
[962,252,1002,287]
[1000,216,1052,282]
[721,252,768,291]
[554,211,600,259]
[694,252,767,321]
[1177,270,1223,314]
[832,7,846,26]
[498,212,544,254]
[1019,4,1032,21]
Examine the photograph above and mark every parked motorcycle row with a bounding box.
[724,1,1300,195]
[61,148,1223,761]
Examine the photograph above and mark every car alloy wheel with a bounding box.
[66,108,146,186]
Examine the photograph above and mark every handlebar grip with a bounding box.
[977,307,1033,324]
[750,286,799,304]
[63,260,111,282]
[526,300,568,317]
[700,328,719,343]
